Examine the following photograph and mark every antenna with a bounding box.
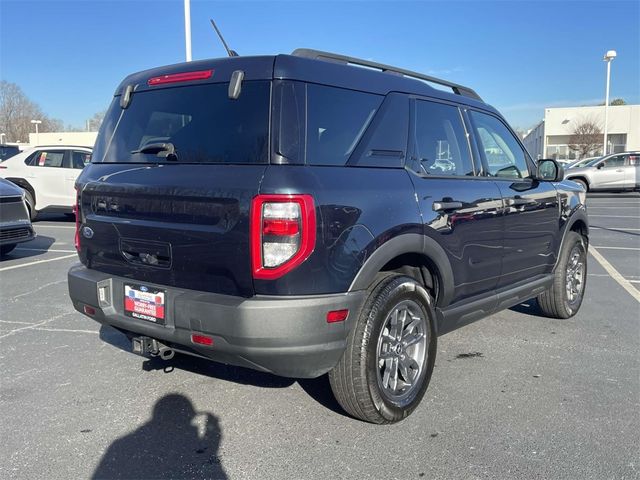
[210,19,239,57]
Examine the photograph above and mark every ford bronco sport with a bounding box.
[68,49,588,424]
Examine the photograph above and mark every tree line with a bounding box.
[0,80,104,143]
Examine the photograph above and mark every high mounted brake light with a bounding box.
[251,194,316,280]
[147,69,214,86]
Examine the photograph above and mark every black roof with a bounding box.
[115,50,496,115]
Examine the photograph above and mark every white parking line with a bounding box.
[15,248,76,253]
[589,246,640,303]
[34,225,75,229]
[0,254,77,272]
[591,227,640,232]
[591,245,640,251]
[589,215,640,218]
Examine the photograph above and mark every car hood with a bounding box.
[0,178,24,197]
[565,166,595,177]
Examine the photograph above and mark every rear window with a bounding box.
[275,81,382,166]
[93,81,270,164]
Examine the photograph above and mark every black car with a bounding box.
[68,49,588,424]
[0,178,35,255]
[0,144,20,162]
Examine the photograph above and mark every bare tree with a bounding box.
[87,110,106,131]
[568,118,602,158]
[0,80,63,142]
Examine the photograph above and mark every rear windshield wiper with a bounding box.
[131,142,178,160]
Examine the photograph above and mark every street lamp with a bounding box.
[602,50,617,155]
[30,119,42,146]
[184,0,192,61]
[0,133,6,144]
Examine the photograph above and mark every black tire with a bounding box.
[24,190,37,221]
[0,244,16,256]
[572,178,588,192]
[537,231,587,319]
[328,274,437,424]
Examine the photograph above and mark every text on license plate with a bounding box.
[124,284,165,324]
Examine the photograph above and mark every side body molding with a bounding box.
[348,233,455,308]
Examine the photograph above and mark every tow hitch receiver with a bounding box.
[132,336,159,356]
[132,336,175,360]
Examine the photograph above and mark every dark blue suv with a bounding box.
[68,49,588,423]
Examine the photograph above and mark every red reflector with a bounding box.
[148,69,213,86]
[262,218,300,236]
[191,334,214,346]
[327,309,349,323]
[0,165,7,169]
[83,305,96,316]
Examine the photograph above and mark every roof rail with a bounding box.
[291,48,483,102]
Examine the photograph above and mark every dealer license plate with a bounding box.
[124,284,166,324]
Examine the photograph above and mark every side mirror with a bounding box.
[536,158,564,182]
[596,163,604,169]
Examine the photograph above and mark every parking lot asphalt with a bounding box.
[1,193,639,480]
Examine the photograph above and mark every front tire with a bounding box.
[24,190,37,221]
[329,274,437,424]
[572,178,588,192]
[537,231,587,318]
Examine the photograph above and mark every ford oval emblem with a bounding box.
[140,286,149,292]
[82,226,94,239]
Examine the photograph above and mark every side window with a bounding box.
[601,155,626,168]
[469,111,529,179]
[71,151,92,169]
[30,150,65,168]
[410,100,474,176]
[306,84,382,166]
[629,154,639,166]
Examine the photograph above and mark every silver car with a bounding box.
[564,151,639,191]
[0,178,35,256]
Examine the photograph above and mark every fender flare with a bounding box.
[554,208,589,271]
[5,177,35,203]
[348,233,455,307]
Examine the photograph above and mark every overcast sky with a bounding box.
[1,0,638,130]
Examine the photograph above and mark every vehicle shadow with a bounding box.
[99,326,348,417]
[0,234,56,261]
[92,393,227,480]
[509,298,545,317]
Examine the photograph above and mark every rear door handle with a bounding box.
[616,169,624,172]
[433,201,463,212]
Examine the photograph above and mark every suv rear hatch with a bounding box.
[76,61,272,297]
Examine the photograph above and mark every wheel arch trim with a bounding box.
[348,233,455,307]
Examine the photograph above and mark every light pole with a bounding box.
[602,50,617,155]
[30,119,42,146]
[184,0,192,61]
[0,133,6,144]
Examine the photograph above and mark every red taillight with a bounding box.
[83,305,96,316]
[327,309,349,323]
[191,334,214,346]
[148,69,213,86]
[74,187,80,251]
[250,194,316,280]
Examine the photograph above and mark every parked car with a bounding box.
[68,49,588,424]
[0,146,92,219]
[0,178,35,256]
[0,144,20,162]
[566,156,600,169]
[565,151,640,191]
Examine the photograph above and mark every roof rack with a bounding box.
[291,48,483,102]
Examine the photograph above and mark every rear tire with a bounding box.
[537,231,587,319]
[329,274,437,424]
[0,244,16,256]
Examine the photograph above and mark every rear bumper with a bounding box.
[67,264,365,378]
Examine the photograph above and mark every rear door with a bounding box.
[64,150,91,199]
[408,99,504,304]
[77,79,271,297]
[467,109,560,287]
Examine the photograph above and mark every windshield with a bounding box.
[586,157,603,167]
[93,81,270,164]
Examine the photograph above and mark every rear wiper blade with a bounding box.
[131,142,178,160]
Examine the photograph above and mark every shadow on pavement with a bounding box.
[0,234,56,261]
[99,325,349,418]
[92,393,226,480]
[509,298,545,317]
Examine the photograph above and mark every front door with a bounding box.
[467,109,560,288]
[408,99,504,304]
[592,154,627,189]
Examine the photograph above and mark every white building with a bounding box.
[523,104,640,161]
[28,131,98,148]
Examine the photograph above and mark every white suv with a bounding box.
[0,146,92,219]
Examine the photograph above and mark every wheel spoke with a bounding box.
[402,331,424,348]
[397,309,407,340]
[389,358,399,391]
[399,356,419,383]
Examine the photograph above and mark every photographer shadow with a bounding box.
[92,393,227,480]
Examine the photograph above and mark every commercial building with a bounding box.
[523,104,639,161]
[28,131,98,148]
